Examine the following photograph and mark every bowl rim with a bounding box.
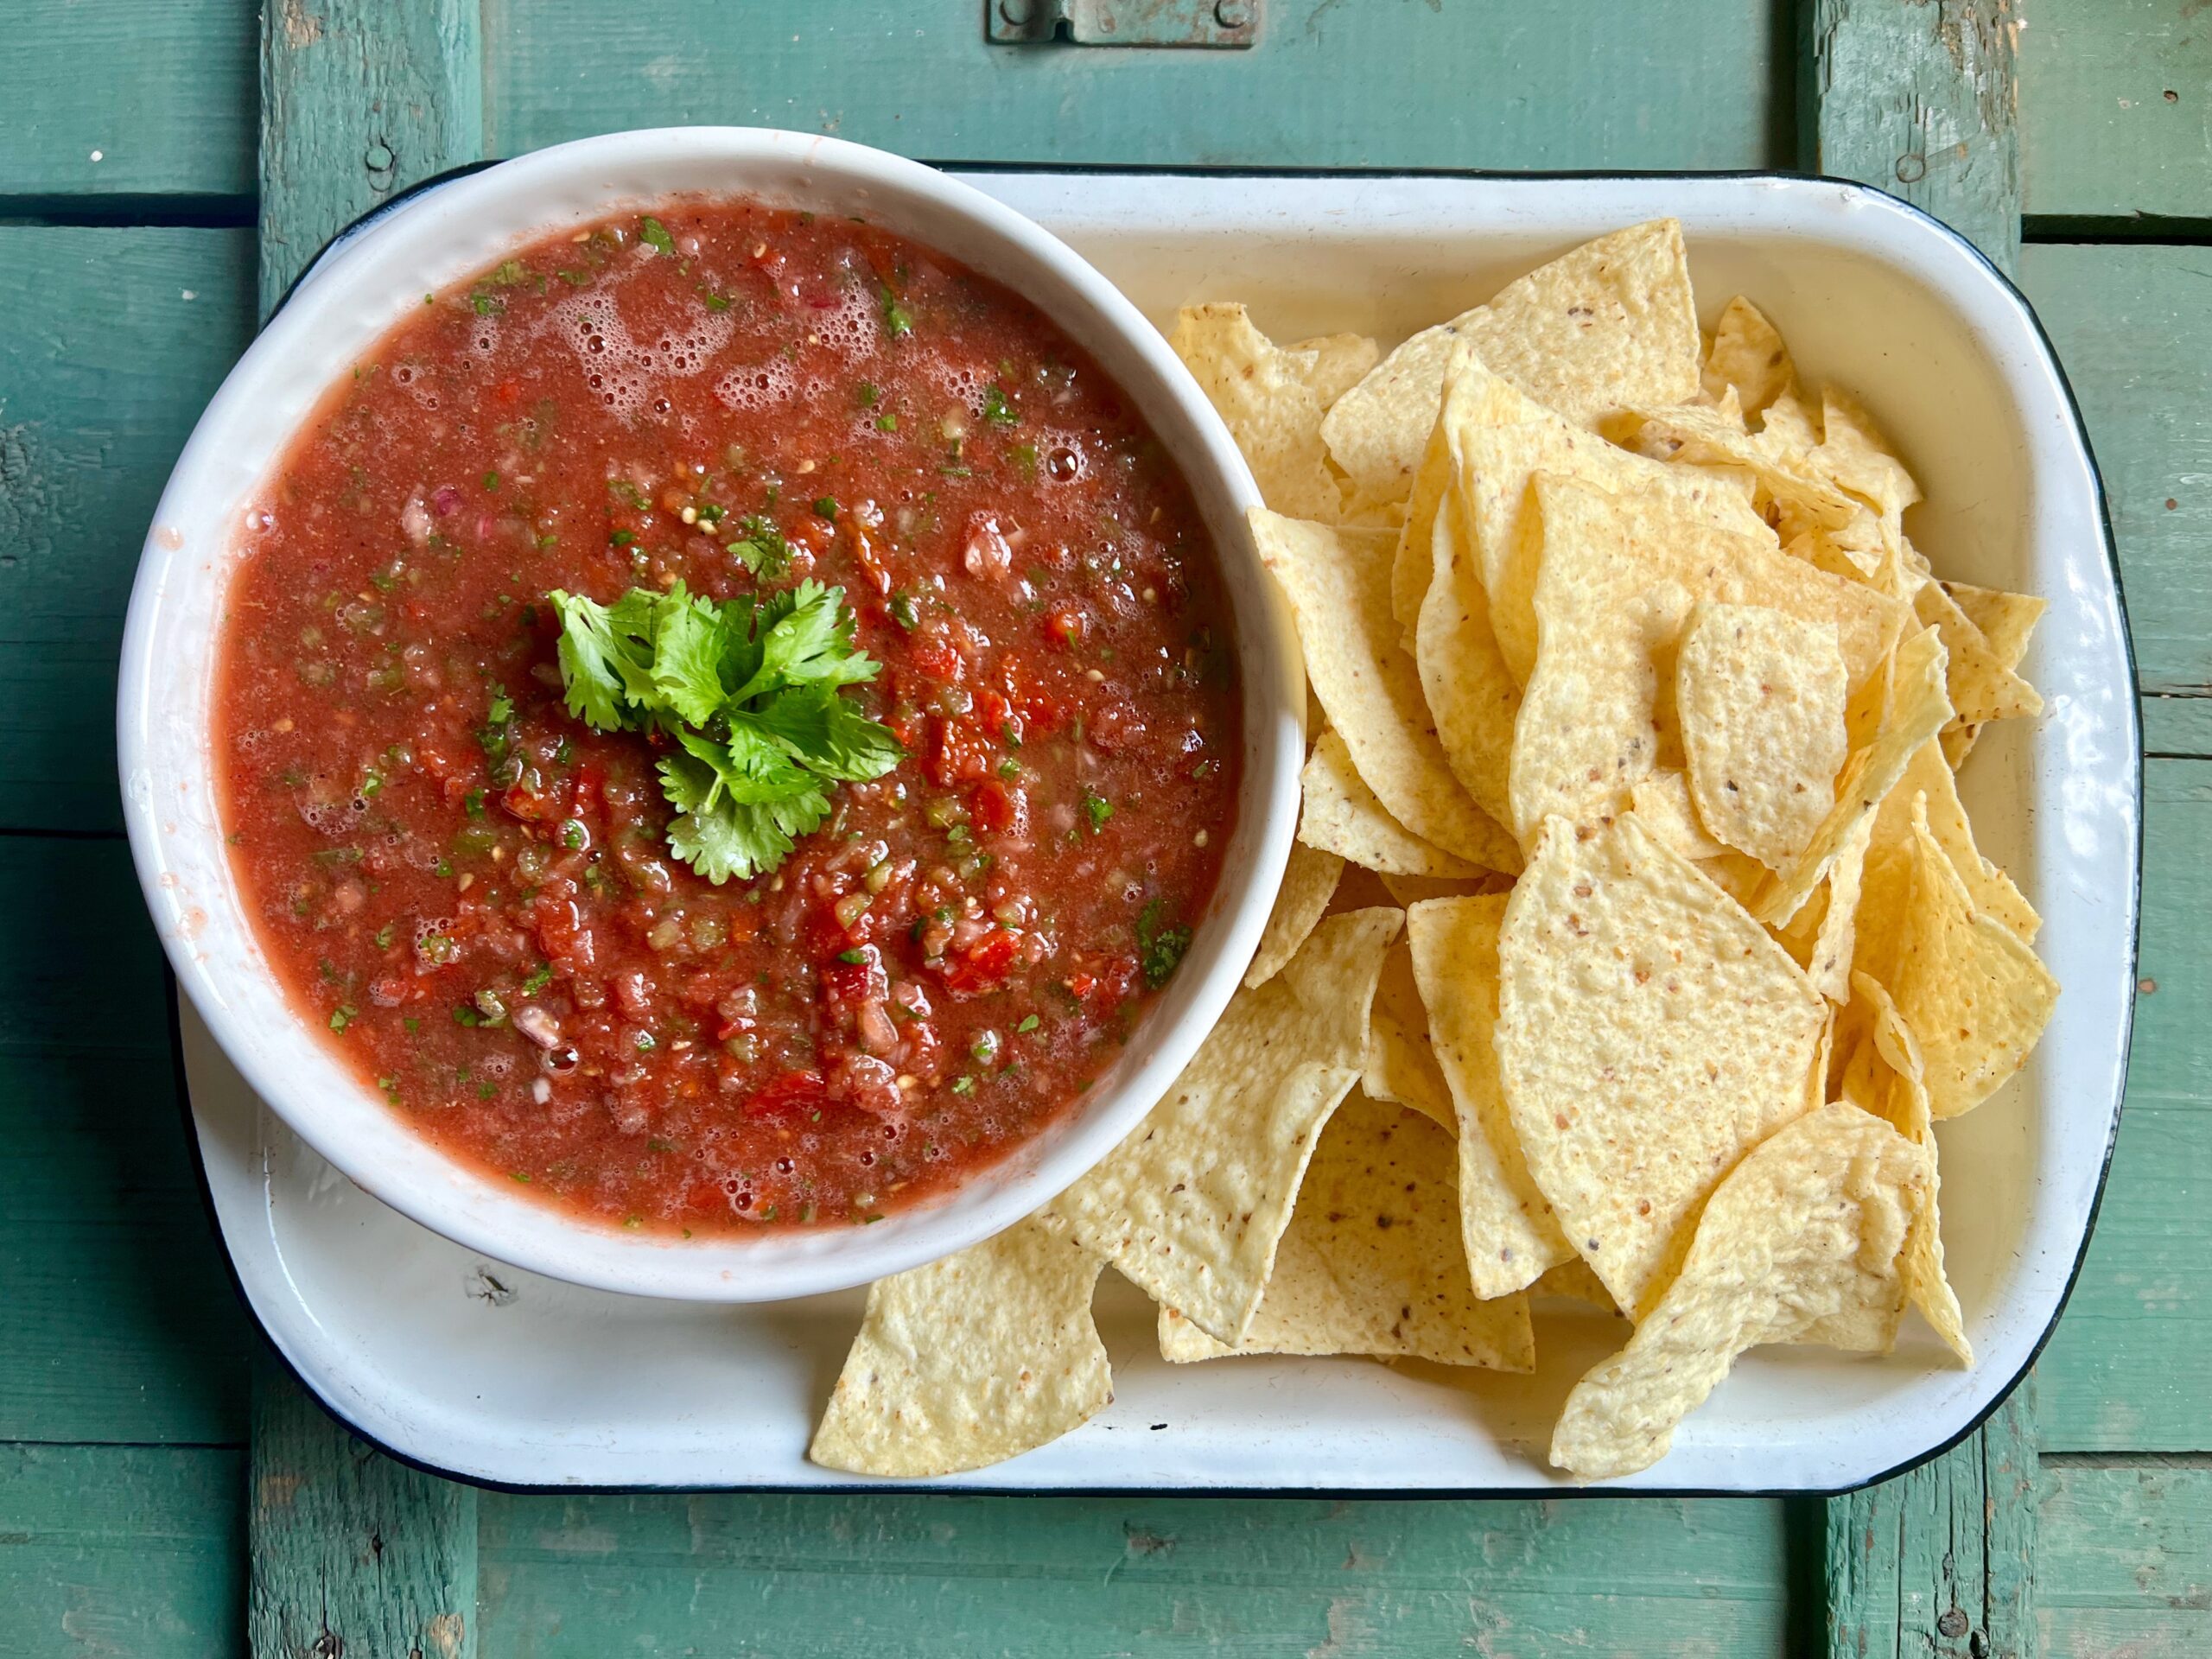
[117,126,1303,1303]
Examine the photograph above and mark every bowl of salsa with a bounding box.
[119,129,1301,1300]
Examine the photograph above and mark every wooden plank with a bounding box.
[0,1443,245,1659]
[0,227,256,834]
[0,0,255,204]
[1808,12,2045,1651]
[259,0,484,315]
[2037,759,2212,1452]
[2017,245,2212,699]
[2019,0,2212,225]
[2038,1460,2212,1657]
[247,10,486,1656]
[484,0,1790,174]
[0,836,251,1444]
[249,1359,478,1659]
[475,1488,1789,1656]
[1807,0,2022,271]
[1823,1386,2039,1659]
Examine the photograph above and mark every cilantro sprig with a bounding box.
[545,581,901,883]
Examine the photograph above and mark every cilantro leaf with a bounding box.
[549,579,902,884]
[546,588,648,728]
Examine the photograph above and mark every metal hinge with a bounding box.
[988,0,1259,48]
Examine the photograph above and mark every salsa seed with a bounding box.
[1085,668,1104,683]
[1194,830,1209,848]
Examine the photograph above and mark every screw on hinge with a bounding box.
[999,0,1034,21]
[1214,0,1251,25]
[1936,1607,1970,1638]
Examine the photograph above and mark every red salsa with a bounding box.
[217,200,1241,1232]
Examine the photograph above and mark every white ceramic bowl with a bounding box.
[118,129,1300,1302]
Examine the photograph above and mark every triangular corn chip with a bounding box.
[1497,813,1828,1319]
[1853,972,1972,1363]
[1244,840,1344,988]
[1701,296,1796,417]
[1892,798,2058,1118]
[1041,908,1400,1343]
[1549,1103,1932,1478]
[810,1218,1109,1477]
[1254,510,1520,871]
[1158,1094,1535,1370]
[1406,893,1576,1297]
[1169,303,1376,521]
[1676,601,1850,871]
[1319,219,1701,505]
[1300,729,1482,877]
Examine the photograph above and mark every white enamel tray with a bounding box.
[184,170,2138,1494]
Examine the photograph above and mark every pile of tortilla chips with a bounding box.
[810,220,2057,1484]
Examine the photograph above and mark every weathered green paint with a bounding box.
[0,0,2203,1651]
[477,1488,1790,1656]
[0,1444,245,1659]
[2021,0,2212,225]
[1807,0,2022,273]
[2018,245,2212,699]
[1809,12,2045,1653]
[245,10,486,1658]
[0,0,255,203]
[259,0,484,317]
[1823,1386,2040,1659]
[0,835,249,1444]
[250,1361,477,1659]
[2038,1460,2212,1658]
[0,228,256,834]
[485,0,1794,174]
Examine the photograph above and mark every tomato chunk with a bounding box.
[943,928,1020,995]
[744,1070,828,1120]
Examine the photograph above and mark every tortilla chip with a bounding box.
[1855,740,2037,988]
[1447,364,1770,687]
[1758,388,1821,459]
[1405,894,1577,1298]
[1158,1094,1535,1370]
[810,1217,1109,1477]
[1676,602,1850,871]
[1548,1103,1932,1478]
[1497,813,1829,1319]
[1244,841,1344,988]
[1254,510,1521,871]
[1618,400,1864,536]
[1779,810,1874,1004]
[1702,296,1796,417]
[1387,342,1477,642]
[1300,730,1482,877]
[1533,1257,1622,1313]
[1853,972,1972,1363]
[1319,220,1700,505]
[1629,769,1727,861]
[1294,331,1386,407]
[1509,474,1906,844]
[1752,626,1953,928]
[1042,908,1401,1344]
[1810,387,1922,523]
[1363,940,1456,1134]
[1415,374,1528,830]
[1944,581,2047,671]
[1914,574,2044,726]
[1892,798,2058,1118]
[1169,303,1376,521]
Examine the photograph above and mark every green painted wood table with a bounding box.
[3,3,2206,1653]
